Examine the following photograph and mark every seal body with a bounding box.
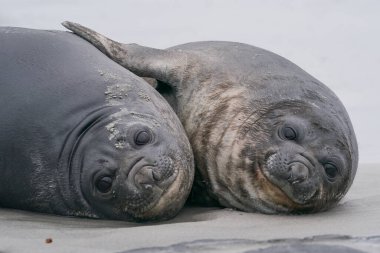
[63,22,358,213]
[0,27,194,221]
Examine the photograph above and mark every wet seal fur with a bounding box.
[63,22,358,214]
[0,27,194,222]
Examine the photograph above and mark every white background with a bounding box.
[1,0,379,163]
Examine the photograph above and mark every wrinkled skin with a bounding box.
[63,22,358,213]
[0,27,194,221]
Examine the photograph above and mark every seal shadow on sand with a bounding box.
[120,235,380,253]
[0,206,218,229]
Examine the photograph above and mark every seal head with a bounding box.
[216,99,357,213]
[70,110,191,221]
[57,83,194,221]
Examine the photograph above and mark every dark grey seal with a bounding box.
[63,22,358,213]
[0,27,194,222]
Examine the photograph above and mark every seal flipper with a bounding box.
[61,21,187,90]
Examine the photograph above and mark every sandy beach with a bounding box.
[0,164,379,252]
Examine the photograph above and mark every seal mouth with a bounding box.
[258,151,318,212]
[256,161,301,211]
[117,155,181,216]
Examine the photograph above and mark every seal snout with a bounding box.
[287,162,309,184]
[286,153,314,184]
[265,151,315,184]
[129,156,176,190]
[134,166,156,190]
[264,151,319,205]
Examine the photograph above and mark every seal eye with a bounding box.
[324,163,338,181]
[96,176,113,193]
[134,131,151,145]
[283,127,297,140]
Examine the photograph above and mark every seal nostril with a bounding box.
[134,166,155,187]
[288,163,309,183]
[143,184,153,191]
[152,170,163,181]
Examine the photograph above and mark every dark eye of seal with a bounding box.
[96,176,113,193]
[324,163,339,181]
[134,130,151,145]
[282,126,297,140]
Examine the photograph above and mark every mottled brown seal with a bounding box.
[0,27,194,222]
[63,22,358,213]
